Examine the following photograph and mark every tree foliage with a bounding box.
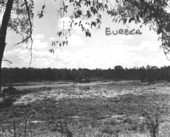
[0,0,34,46]
[52,0,170,56]
[0,0,34,93]
[49,0,107,51]
[115,0,170,55]
[2,66,170,84]
[1,0,170,62]
[1,0,170,93]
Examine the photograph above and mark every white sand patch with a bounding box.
[14,87,142,105]
[14,81,170,105]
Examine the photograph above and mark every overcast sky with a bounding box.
[2,0,170,69]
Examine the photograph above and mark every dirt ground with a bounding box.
[1,80,170,137]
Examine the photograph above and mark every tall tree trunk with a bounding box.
[0,48,3,95]
[0,0,14,95]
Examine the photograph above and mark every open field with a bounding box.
[1,81,170,137]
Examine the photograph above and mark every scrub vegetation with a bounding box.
[0,81,170,137]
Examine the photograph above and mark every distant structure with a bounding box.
[75,77,90,83]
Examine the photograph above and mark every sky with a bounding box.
[2,0,170,69]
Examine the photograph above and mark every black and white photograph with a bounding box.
[1,0,170,136]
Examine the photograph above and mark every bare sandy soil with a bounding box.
[14,80,170,105]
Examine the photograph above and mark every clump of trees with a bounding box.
[0,86,19,108]
[2,65,170,84]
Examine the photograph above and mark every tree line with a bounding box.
[1,0,170,93]
[2,65,170,84]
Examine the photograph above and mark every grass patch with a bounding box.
[0,81,170,136]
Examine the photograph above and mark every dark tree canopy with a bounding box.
[2,65,170,84]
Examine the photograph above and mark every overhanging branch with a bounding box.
[24,0,33,67]
[2,57,12,64]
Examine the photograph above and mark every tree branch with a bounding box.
[24,0,33,67]
[2,57,12,64]
[14,36,31,46]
